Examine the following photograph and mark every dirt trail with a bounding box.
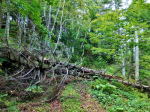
[19,78,105,112]
[49,80,105,112]
[75,82,105,112]
[49,99,63,112]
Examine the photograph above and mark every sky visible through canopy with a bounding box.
[121,0,150,9]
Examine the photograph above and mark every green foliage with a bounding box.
[14,0,42,24]
[0,93,8,100]
[70,54,80,63]
[61,83,84,112]
[7,100,19,112]
[141,55,150,69]
[0,58,8,64]
[91,79,116,94]
[106,64,126,78]
[25,85,44,93]
[94,56,107,69]
[1,0,150,110]
[0,29,5,39]
[0,93,8,109]
[82,57,91,67]
[45,0,58,5]
[82,56,107,69]
[89,78,150,111]
[0,92,20,111]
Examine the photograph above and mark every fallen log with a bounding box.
[0,46,150,92]
[62,63,150,91]
[117,80,150,91]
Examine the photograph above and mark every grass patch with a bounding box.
[61,83,84,112]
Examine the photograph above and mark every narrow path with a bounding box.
[18,78,105,112]
[49,99,63,112]
[75,82,105,112]
[60,79,105,112]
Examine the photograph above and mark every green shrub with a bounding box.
[89,78,150,112]
[25,85,44,93]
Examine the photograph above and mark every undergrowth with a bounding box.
[0,92,20,112]
[61,83,84,112]
[88,78,150,112]
[106,64,121,76]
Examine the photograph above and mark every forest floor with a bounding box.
[16,78,105,112]
[1,76,150,111]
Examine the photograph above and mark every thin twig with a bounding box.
[10,67,25,77]
[17,67,34,78]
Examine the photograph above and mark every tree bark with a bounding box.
[53,0,65,53]
[0,47,149,91]
[135,30,139,81]
[0,0,2,29]
[47,5,52,46]
[6,0,10,47]
[51,0,62,32]
[121,50,126,76]
[47,6,51,31]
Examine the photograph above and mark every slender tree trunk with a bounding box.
[0,0,2,29]
[118,28,125,76]
[43,2,46,17]
[53,0,65,53]
[135,30,139,81]
[114,0,125,76]
[6,0,10,46]
[23,17,27,45]
[51,0,62,32]
[18,17,23,45]
[131,39,134,66]
[121,50,126,76]
[47,6,51,31]
[47,6,51,46]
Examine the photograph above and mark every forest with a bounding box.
[0,0,150,111]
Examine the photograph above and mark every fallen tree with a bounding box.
[59,62,150,91]
[0,46,150,103]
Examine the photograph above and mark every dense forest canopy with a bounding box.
[1,0,150,111]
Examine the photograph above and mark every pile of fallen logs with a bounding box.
[0,46,150,101]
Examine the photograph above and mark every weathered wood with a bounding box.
[64,63,150,91]
[0,47,150,91]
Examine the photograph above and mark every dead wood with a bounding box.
[0,46,150,103]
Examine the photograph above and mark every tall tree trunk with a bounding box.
[47,5,51,46]
[53,0,65,53]
[6,0,10,47]
[0,0,2,29]
[18,16,23,46]
[135,30,139,81]
[43,2,46,17]
[47,6,51,31]
[23,17,27,45]
[114,0,125,76]
[51,0,62,32]
[121,50,125,76]
[131,39,134,66]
